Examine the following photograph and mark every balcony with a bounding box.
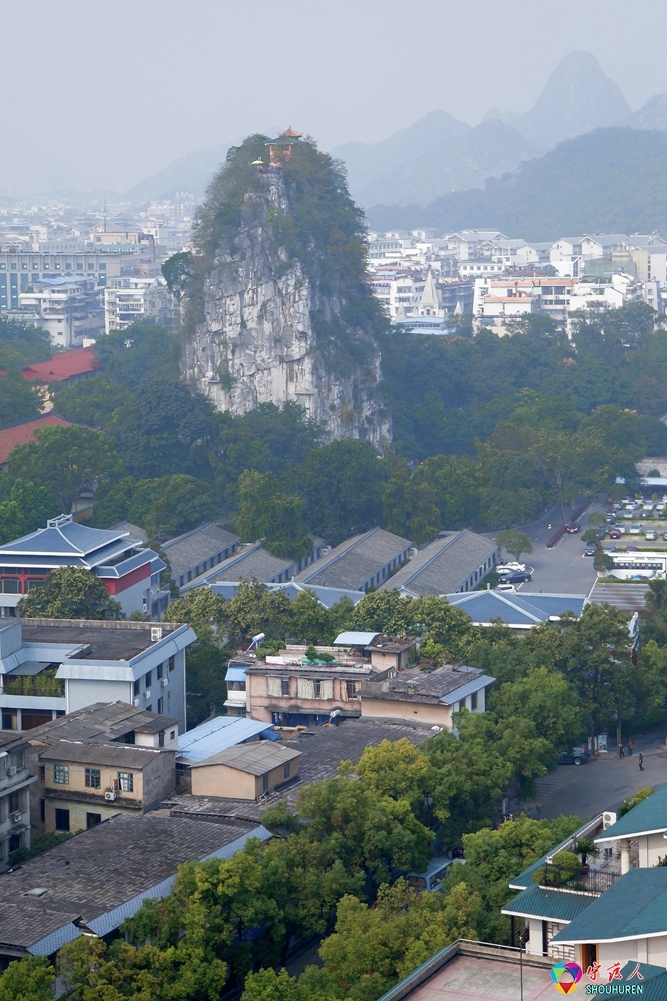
[3,669,65,698]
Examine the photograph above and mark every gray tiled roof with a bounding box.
[206,544,293,584]
[0,813,262,951]
[374,665,485,703]
[27,702,178,746]
[161,523,240,577]
[192,742,301,775]
[378,531,498,596]
[38,738,167,769]
[295,528,412,590]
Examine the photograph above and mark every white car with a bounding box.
[630,523,642,534]
[495,583,516,593]
[496,562,526,573]
[645,530,657,541]
[644,502,654,512]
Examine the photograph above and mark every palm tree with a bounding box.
[574,838,600,866]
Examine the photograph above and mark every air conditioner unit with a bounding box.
[144,690,151,699]
[11,811,22,823]
[160,678,168,687]
[7,766,16,776]
[133,699,140,707]
[603,811,617,830]
[104,790,116,801]
[151,626,162,642]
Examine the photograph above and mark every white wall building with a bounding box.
[15,277,104,349]
[104,276,177,333]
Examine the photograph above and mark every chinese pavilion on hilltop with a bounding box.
[265,127,303,165]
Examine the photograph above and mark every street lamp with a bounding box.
[519,927,530,1001]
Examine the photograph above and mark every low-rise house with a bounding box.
[16,280,104,350]
[189,742,301,800]
[0,812,270,963]
[165,716,435,825]
[26,701,180,834]
[333,631,420,671]
[294,528,412,593]
[360,664,495,729]
[37,738,176,834]
[0,730,35,869]
[378,530,499,597]
[0,618,196,733]
[446,590,587,629]
[0,514,167,618]
[160,522,240,591]
[176,714,273,791]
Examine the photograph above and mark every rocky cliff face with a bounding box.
[184,169,389,446]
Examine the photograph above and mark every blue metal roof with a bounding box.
[226,666,247,682]
[447,590,587,626]
[177,716,271,762]
[0,520,130,558]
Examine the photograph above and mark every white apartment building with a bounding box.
[14,277,104,349]
[104,276,177,333]
[0,249,139,311]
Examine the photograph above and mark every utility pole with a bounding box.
[519,927,529,1001]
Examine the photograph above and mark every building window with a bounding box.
[53,764,69,785]
[158,729,164,746]
[85,768,101,789]
[170,729,176,740]
[262,773,269,792]
[77,263,83,270]
[99,263,106,270]
[313,680,321,699]
[471,691,478,710]
[145,671,152,688]
[283,761,291,780]
[86,812,102,828]
[346,681,357,700]
[39,766,45,781]
[55,808,70,832]
[157,697,164,714]
[281,677,290,697]
[118,771,134,792]
[40,798,45,822]
[145,705,152,713]
[133,679,140,697]
[157,662,163,680]
[169,656,175,672]
[167,691,171,710]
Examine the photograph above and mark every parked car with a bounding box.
[625,546,639,553]
[609,529,621,539]
[495,583,516,593]
[605,514,616,524]
[616,524,626,534]
[498,571,532,584]
[584,545,597,556]
[644,502,655,512]
[645,530,657,541]
[662,532,667,542]
[630,523,642,534]
[565,524,580,534]
[496,562,526,573]
[559,746,590,766]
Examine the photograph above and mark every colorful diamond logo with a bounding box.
[550,962,583,994]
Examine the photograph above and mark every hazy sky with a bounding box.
[5,0,667,194]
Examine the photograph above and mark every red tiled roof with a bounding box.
[0,413,74,465]
[21,347,99,383]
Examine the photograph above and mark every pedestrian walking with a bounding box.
[639,753,644,771]
[619,743,625,758]
[628,739,634,756]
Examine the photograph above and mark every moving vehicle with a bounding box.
[559,746,590,766]
[565,524,580,534]
[496,562,526,573]
[630,524,642,534]
[605,514,616,524]
[584,545,597,557]
[498,571,532,584]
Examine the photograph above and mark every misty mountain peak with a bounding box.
[499,50,631,150]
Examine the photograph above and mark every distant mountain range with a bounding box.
[365,127,667,241]
[122,51,667,225]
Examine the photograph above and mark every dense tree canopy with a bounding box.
[17,566,122,619]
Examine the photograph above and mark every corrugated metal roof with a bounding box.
[552,868,667,943]
[596,785,667,842]
[295,529,412,591]
[177,716,270,762]
[501,884,596,922]
[27,920,83,956]
[379,531,498,597]
[334,631,380,645]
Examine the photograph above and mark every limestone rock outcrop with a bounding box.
[184,171,390,446]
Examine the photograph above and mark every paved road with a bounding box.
[520,730,667,820]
